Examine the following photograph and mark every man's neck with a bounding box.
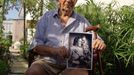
[58,9,73,26]
[59,8,73,16]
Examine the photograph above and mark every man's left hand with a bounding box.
[92,39,106,51]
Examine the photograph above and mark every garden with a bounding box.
[0,0,134,75]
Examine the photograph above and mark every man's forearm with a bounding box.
[33,45,69,59]
[33,45,55,56]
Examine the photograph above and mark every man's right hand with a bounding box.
[35,45,69,60]
[51,46,69,60]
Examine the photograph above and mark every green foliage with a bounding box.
[25,0,42,21]
[0,60,9,75]
[0,0,12,61]
[0,0,3,5]
[0,33,11,75]
[20,39,30,59]
[75,0,134,74]
[45,0,56,10]
[75,0,106,25]
[0,0,12,74]
[25,0,56,28]
[0,32,12,63]
[0,0,11,75]
[0,0,3,25]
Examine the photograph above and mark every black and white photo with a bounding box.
[67,32,93,70]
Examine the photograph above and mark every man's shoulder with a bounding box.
[43,10,56,17]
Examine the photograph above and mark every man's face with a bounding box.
[58,0,77,12]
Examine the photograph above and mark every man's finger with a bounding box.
[92,39,97,48]
[98,42,103,50]
[93,39,101,49]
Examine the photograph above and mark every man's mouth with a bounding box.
[62,6,70,11]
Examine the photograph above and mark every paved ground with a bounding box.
[8,49,28,75]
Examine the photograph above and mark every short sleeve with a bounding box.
[28,12,49,51]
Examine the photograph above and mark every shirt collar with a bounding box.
[53,9,59,17]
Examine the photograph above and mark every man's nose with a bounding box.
[66,0,71,2]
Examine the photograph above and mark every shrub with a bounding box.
[0,60,9,75]
[75,0,134,74]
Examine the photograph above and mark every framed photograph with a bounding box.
[67,32,93,70]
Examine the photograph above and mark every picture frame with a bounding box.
[67,32,93,70]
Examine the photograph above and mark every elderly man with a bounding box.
[25,0,106,75]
